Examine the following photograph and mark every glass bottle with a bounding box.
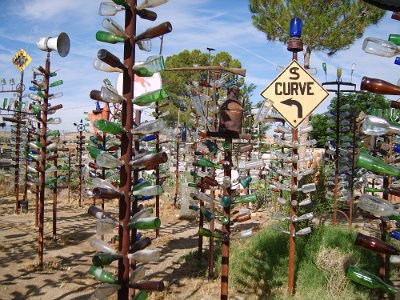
[88,205,118,223]
[127,217,161,230]
[253,98,273,127]
[361,77,400,95]
[130,236,152,253]
[101,85,126,104]
[198,228,229,242]
[97,49,126,71]
[47,117,62,125]
[131,119,165,135]
[356,148,400,177]
[129,266,146,284]
[132,88,167,106]
[358,194,400,218]
[132,180,151,191]
[127,249,160,263]
[136,0,169,10]
[129,281,165,292]
[193,157,223,169]
[94,119,125,135]
[390,230,400,241]
[362,37,400,57]
[131,185,163,197]
[99,2,125,16]
[130,152,168,170]
[132,290,148,300]
[230,228,253,240]
[134,55,165,74]
[355,232,400,255]
[96,30,125,44]
[89,237,117,254]
[92,177,119,192]
[92,187,122,200]
[49,80,63,88]
[239,159,265,170]
[96,152,124,169]
[93,284,120,299]
[134,22,172,42]
[92,253,122,267]
[96,219,118,235]
[131,208,154,223]
[94,58,123,73]
[88,265,118,284]
[346,265,398,295]
[102,17,128,39]
[190,190,219,205]
[232,194,257,205]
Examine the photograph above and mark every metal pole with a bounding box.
[14,70,24,214]
[155,101,160,237]
[38,52,51,268]
[68,149,71,203]
[288,128,298,295]
[220,137,232,300]
[118,1,136,298]
[332,82,340,225]
[52,148,58,241]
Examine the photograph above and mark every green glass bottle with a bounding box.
[198,228,229,242]
[356,148,400,177]
[240,176,252,188]
[365,187,383,193]
[389,34,400,46]
[220,195,231,208]
[132,180,151,191]
[49,80,63,88]
[193,157,223,169]
[92,253,122,267]
[132,290,148,300]
[133,66,154,77]
[87,145,103,159]
[88,265,118,284]
[127,217,161,230]
[346,265,398,295]
[204,140,219,153]
[132,88,167,106]
[232,194,257,205]
[47,130,60,137]
[112,0,129,8]
[94,119,126,135]
[96,30,125,44]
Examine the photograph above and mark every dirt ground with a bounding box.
[0,190,268,300]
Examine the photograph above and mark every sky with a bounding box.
[0,0,399,132]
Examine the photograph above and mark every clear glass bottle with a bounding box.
[136,0,169,10]
[131,185,163,197]
[127,249,160,263]
[362,37,400,57]
[96,152,124,169]
[99,2,125,16]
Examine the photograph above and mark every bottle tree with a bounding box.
[161,50,246,128]
[249,0,385,69]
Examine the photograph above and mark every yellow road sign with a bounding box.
[12,49,32,71]
[261,60,329,128]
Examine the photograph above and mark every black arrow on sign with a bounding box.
[281,98,303,118]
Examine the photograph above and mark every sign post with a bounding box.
[261,60,329,128]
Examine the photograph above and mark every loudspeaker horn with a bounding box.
[37,32,70,57]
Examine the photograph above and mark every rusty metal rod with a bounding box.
[118,1,136,298]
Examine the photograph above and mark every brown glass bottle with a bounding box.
[90,90,108,103]
[355,232,400,255]
[92,187,123,200]
[130,236,152,253]
[48,104,63,112]
[237,144,253,153]
[232,214,251,223]
[97,49,127,71]
[136,8,157,21]
[360,76,400,95]
[131,151,168,170]
[203,176,219,187]
[134,22,172,42]
[392,12,400,21]
[129,280,165,292]
[89,162,100,170]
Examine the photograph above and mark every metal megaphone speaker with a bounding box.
[36,32,70,57]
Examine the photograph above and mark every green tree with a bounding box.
[310,92,389,147]
[249,0,385,68]
[161,50,245,128]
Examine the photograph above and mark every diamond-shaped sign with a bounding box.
[261,60,329,128]
[12,49,32,71]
